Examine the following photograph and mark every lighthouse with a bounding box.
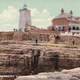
[19,4,31,32]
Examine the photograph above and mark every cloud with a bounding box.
[0,6,18,22]
[31,8,52,28]
[0,6,52,31]
[0,6,18,31]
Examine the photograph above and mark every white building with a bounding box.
[19,4,31,32]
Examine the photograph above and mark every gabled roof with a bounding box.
[53,12,80,24]
[55,13,72,19]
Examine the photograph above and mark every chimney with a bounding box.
[61,8,64,14]
[70,10,73,17]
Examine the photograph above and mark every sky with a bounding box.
[0,0,80,31]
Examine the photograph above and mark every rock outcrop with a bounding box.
[15,67,80,80]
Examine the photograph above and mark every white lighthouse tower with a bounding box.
[19,4,31,32]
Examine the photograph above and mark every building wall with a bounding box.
[52,18,69,31]
[53,18,69,26]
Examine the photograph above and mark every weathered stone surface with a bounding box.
[0,41,80,75]
[15,68,80,80]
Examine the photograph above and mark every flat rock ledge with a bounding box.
[15,67,80,80]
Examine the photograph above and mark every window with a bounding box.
[61,26,64,31]
[69,26,71,31]
[72,26,76,30]
[76,27,79,30]
[58,27,61,31]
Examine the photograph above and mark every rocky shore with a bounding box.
[15,67,80,80]
[0,41,80,80]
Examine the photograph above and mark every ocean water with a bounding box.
[15,67,80,80]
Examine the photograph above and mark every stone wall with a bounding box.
[0,31,52,42]
[0,32,14,41]
[59,35,80,45]
[0,46,80,74]
[39,48,80,72]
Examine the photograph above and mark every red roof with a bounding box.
[53,12,80,24]
[29,29,54,34]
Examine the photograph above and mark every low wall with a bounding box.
[59,35,80,45]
